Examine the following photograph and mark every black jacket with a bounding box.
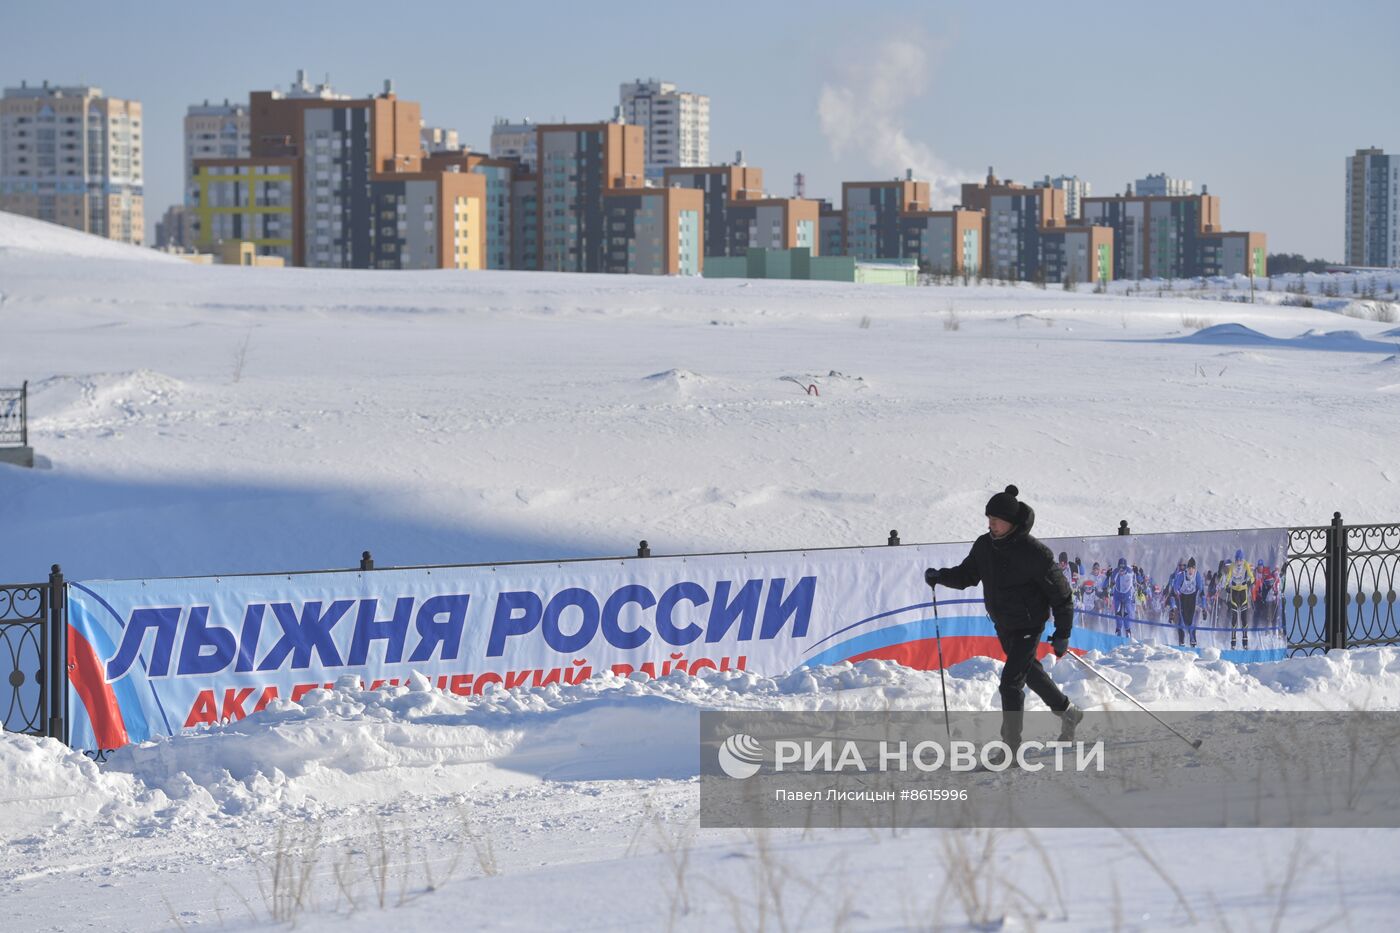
[933,506,1074,638]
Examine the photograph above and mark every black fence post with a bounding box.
[1118,520,1131,536]
[637,540,651,558]
[1326,512,1348,650]
[360,550,374,571]
[47,563,65,742]
[21,380,28,449]
[887,530,900,546]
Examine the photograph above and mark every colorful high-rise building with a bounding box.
[664,160,763,257]
[601,186,704,275]
[536,122,645,273]
[899,209,983,276]
[723,197,820,255]
[842,177,930,260]
[960,169,1065,280]
[190,75,483,269]
[0,81,143,244]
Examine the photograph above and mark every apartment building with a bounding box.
[424,152,516,269]
[960,170,1065,280]
[663,161,763,257]
[1199,230,1267,278]
[899,209,983,276]
[0,81,143,244]
[1081,193,1217,280]
[1133,173,1193,197]
[369,168,485,270]
[723,198,819,255]
[511,172,539,270]
[619,79,709,179]
[238,83,424,267]
[1345,148,1399,268]
[185,101,250,196]
[1038,225,1114,285]
[190,79,481,269]
[421,124,461,154]
[818,200,844,258]
[490,119,537,171]
[601,186,704,275]
[191,157,297,262]
[842,178,930,260]
[171,99,253,247]
[1034,174,1091,220]
[536,122,645,273]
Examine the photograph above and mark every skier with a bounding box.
[1204,569,1218,628]
[1108,557,1136,637]
[1222,549,1255,648]
[1167,557,1203,647]
[924,485,1083,764]
[1257,563,1280,633]
[1057,551,1078,589]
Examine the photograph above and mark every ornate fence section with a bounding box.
[0,381,27,448]
[1284,524,1329,654]
[1284,514,1400,655]
[0,568,64,738]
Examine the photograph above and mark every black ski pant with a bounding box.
[1177,594,1197,646]
[997,625,1069,745]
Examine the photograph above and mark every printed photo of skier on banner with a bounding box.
[1041,530,1286,659]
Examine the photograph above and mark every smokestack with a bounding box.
[735,149,744,165]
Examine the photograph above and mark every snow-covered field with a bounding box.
[3,211,1400,930]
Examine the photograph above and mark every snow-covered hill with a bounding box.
[0,209,180,263]
[1,236,1397,582]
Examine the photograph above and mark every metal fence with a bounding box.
[1285,515,1400,655]
[0,382,27,447]
[2,519,1397,742]
[0,566,65,739]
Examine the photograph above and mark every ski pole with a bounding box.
[1063,651,1203,750]
[928,582,953,741]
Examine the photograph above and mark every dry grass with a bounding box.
[218,810,482,925]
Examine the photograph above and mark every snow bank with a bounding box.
[27,370,183,430]
[0,210,179,263]
[5,646,1397,840]
[1170,322,1400,353]
[0,732,160,839]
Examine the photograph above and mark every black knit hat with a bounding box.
[985,484,1024,524]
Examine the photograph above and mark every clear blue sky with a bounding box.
[4,0,1395,259]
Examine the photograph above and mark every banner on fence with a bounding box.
[65,527,1287,748]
